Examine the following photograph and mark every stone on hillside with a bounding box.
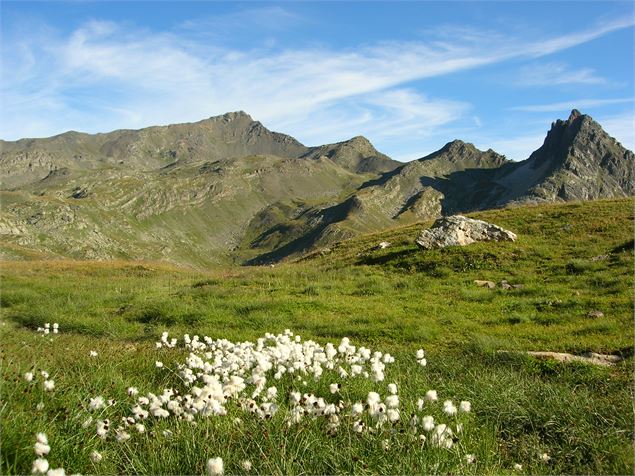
[587,310,604,319]
[474,280,496,289]
[377,241,391,250]
[416,215,517,250]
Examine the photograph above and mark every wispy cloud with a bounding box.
[516,62,608,86]
[599,111,635,151]
[511,98,634,112]
[1,12,633,162]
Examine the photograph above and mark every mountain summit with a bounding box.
[0,110,632,265]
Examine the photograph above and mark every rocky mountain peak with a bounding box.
[213,111,254,122]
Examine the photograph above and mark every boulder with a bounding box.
[416,215,517,250]
[376,241,391,250]
[474,280,496,289]
[587,310,604,319]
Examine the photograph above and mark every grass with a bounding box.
[0,198,633,474]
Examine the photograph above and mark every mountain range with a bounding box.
[1,109,632,266]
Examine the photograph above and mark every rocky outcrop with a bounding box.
[416,215,517,250]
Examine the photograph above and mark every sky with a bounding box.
[1,1,634,161]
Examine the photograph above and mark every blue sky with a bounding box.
[1,1,634,161]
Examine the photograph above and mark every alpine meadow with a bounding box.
[1,2,634,476]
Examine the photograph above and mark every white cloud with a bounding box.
[599,111,635,151]
[511,98,634,112]
[1,12,633,161]
[516,62,607,86]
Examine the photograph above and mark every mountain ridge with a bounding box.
[1,109,632,266]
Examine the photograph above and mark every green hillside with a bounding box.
[1,198,633,475]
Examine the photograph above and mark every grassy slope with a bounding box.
[0,198,633,474]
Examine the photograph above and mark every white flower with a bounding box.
[459,401,471,413]
[241,460,252,471]
[425,390,438,402]
[32,458,49,474]
[155,361,163,368]
[418,358,427,367]
[135,423,145,433]
[416,349,425,359]
[329,383,340,394]
[385,395,399,408]
[540,453,551,462]
[127,387,139,396]
[43,380,55,392]
[381,439,390,451]
[387,383,397,395]
[36,433,48,444]
[465,454,476,464]
[443,400,457,416]
[367,391,381,406]
[422,415,435,432]
[513,463,523,471]
[34,442,50,457]
[89,396,105,411]
[115,429,130,442]
[207,457,224,476]
[90,451,102,463]
[351,402,364,416]
[89,351,98,357]
[25,372,34,382]
[352,420,364,433]
[46,468,65,476]
[40,371,49,379]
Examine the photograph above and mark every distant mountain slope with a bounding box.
[0,109,632,266]
[0,112,308,189]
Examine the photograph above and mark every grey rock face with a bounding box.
[416,215,517,250]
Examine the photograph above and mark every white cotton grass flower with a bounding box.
[43,380,55,392]
[115,429,131,442]
[40,371,49,379]
[135,423,145,433]
[34,441,50,457]
[387,383,397,395]
[351,402,364,416]
[31,458,49,474]
[460,401,471,413]
[36,433,48,444]
[329,383,340,394]
[206,457,224,476]
[25,372,34,382]
[443,400,457,416]
[465,454,476,464]
[52,323,59,334]
[422,415,435,432]
[241,460,252,471]
[46,468,65,476]
[513,463,523,471]
[127,387,139,396]
[90,450,102,463]
[89,396,106,411]
[425,390,438,402]
[540,453,551,462]
[89,351,98,357]
[155,361,164,368]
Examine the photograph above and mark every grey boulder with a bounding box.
[416,215,517,250]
